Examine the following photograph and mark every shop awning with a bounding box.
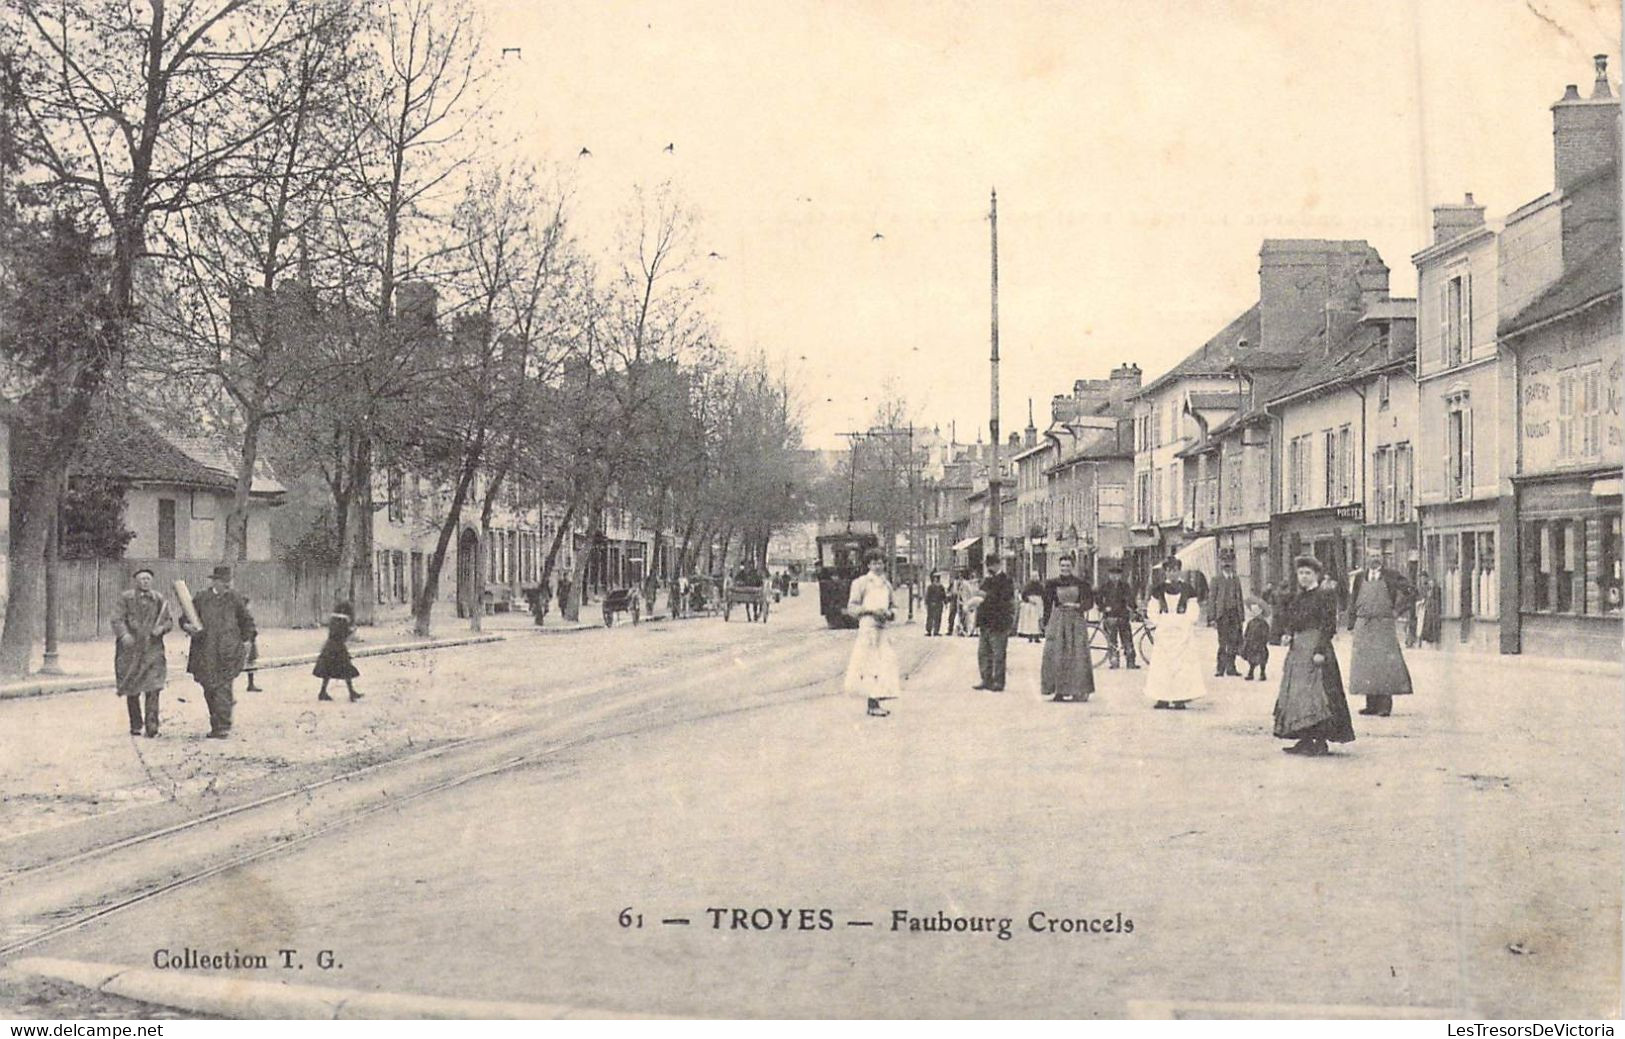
[1176,536,1218,576]
[951,536,982,552]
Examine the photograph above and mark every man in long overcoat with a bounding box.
[1347,557,1414,717]
[1209,551,1246,677]
[113,568,175,737]
[184,565,257,739]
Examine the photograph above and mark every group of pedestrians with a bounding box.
[840,545,1420,761]
[112,565,362,740]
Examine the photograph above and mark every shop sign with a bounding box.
[1333,505,1365,521]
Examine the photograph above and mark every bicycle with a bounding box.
[1083,609,1155,669]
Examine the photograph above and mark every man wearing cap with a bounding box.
[1097,560,1137,669]
[112,568,175,737]
[1210,550,1246,677]
[183,565,257,739]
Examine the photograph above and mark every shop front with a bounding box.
[1418,500,1501,652]
[1511,471,1623,661]
[1274,504,1367,609]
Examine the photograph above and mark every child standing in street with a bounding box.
[314,601,362,703]
[1242,600,1271,682]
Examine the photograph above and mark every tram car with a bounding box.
[815,530,880,629]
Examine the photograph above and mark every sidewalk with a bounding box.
[0,607,661,702]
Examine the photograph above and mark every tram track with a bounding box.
[1,617,939,961]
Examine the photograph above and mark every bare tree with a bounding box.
[0,0,339,674]
[140,0,362,563]
[405,163,577,636]
[320,0,486,611]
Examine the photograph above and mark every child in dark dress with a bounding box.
[314,601,362,702]
[1242,600,1271,681]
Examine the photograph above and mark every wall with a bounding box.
[46,558,342,642]
[1135,375,1234,523]
[1363,367,1421,524]
[1499,196,1564,322]
[123,487,275,562]
[1276,388,1363,512]
[1515,302,1624,475]
[1416,230,1505,508]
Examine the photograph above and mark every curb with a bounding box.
[0,630,554,703]
[6,957,653,1020]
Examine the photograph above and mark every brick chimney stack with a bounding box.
[1552,55,1621,194]
[1432,192,1486,245]
[1357,254,1391,311]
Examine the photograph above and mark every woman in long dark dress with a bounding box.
[1041,556,1095,702]
[1415,571,1443,647]
[314,601,363,703]
[1273,556,1355,756]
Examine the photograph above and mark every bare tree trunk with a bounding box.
[539,497,578,591]
[223,414,261,563]
[0,467,64,675]
[566,489,608,622]
[413,459,478,637]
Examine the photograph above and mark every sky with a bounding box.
[476,0,1622,449]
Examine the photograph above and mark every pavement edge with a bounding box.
[5,957,659,1020]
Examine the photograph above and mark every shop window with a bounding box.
[1442,534,1461,618]
[1477,531,1497,620]
[1604,514,1623,614]
[1555,522,1577,613]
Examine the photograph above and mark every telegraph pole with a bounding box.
[987,188,1002,563]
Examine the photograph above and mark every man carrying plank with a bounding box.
[180,565,257,739]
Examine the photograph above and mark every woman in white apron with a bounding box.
[1144,584,1207,710]
[845,550,901,717]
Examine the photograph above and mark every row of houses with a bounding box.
[919,59,1622,662]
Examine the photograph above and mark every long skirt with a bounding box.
[844,616,900,700]
[1143,623,1207,704]
[1015,598,1045,638]
[1040,608,1094,700]
[1348,616,1413,697]
[1272,630,1355,743]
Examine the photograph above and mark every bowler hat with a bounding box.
[210,564,233,581]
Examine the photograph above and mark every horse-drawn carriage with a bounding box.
[723,582,771,622]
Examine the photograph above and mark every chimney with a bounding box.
[1357,254,1391,310]
[1008,431,1022,450]
[1432,193,1486,245]
[1109,362,1142,404]
[1553,56,1621,193]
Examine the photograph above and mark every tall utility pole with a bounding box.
[987,188,1002,562]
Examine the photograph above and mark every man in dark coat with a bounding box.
[1096,561,1137,669]
[923,572,947,636]
[974,556,1016,691]
[1209,551,1246,677]
[183,565,257,739]
[113,568,174,737]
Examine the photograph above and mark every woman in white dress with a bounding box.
[1143,583,1207,710]
[844,550,901,717]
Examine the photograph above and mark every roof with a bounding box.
[1134,304,1262,398]
[1499,241,1623,339]
[1263,311,1418,407]
[1186,392,1244,412]
[28,397,287,495]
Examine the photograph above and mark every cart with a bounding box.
[723,583,771,622]
[686,576,721,617]
[601,588,641,627]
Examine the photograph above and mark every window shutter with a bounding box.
[1438,281,1450,366]
[1464,406,1474,496]
[1463,272,1473,361]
